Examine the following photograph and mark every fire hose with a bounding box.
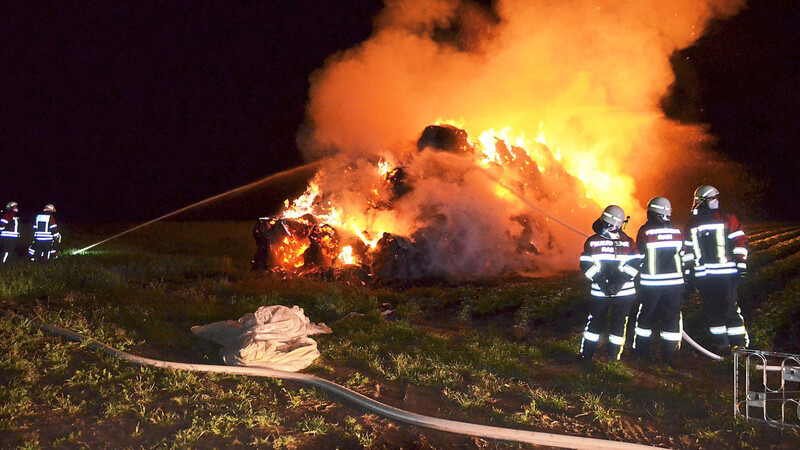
[30,318,659,449]
[481,169,723,361]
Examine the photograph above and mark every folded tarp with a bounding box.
[191,305,332,372]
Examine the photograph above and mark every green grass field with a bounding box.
[1,221,799,448]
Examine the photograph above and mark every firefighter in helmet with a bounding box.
[632,197,689,365]
[1,201,21,264]
[578,205,643,362]
[684,186,749,355]
[251,217,273,271]
[29,204,61,261]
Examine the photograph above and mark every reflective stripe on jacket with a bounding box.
[635,222,685,286]
[580,232,643,297]
[684,210,747,277]
[0,212,20,238]
[33,213,60,241]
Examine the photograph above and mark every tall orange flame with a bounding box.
[287,0,749,278]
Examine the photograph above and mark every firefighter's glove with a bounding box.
[737,267,747,281]
[595,277,614,297]
[608,278,628,296]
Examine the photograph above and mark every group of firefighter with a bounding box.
[579,185,749,365]
[0,202,61,265]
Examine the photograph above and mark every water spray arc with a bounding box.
[73,161,322,255]
[476,166,589,239]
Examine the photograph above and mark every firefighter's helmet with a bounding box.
[647,197,672,221]
[692,185,720,210]
[43,204,56,213]
[5,201,18,212]
[600,205,625,230]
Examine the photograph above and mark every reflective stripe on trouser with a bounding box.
[633,285,684,357]
[579,294,635,360]
[726,313,749,348]
[697,275,747,349]
[29,239,58,261]
[1,236,18,264]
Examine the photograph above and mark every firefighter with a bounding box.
[578,205,642,362]
[1,201,21,264]
[684,185,749,355]
[632,197,688,365]
[251,217,273,271]
[29,204,61,261]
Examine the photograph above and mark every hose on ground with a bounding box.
[29,318,660,450]
[681,330,723,360]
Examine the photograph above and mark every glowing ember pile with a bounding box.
[261,123,591,280]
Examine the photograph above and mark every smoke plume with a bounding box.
[292,0,749,279]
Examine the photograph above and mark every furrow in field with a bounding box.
[749,227,800,251]
[745,224,796,241]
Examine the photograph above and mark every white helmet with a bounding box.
[600,205,625,229]
[692,185,720,210]
[647,197,672,221]
[5,201,18,212]
[43,204,56,213]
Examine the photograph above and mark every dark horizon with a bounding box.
[1,1,798,225]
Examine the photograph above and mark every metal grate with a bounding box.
[734,349,800,429]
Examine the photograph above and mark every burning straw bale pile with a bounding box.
[253,124,558,282]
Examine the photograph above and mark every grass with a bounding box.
[1,221,799,448]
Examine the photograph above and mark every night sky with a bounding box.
[1,1,798,223]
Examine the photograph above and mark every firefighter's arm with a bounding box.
[682,223,696,272]
[580,244,613,295]
[621,237,642,280]
[727,215,748,275]
[580,255,602,281]
[609,259,637,294]
[579,239,601,281]
[50,217,61,243]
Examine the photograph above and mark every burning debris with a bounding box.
[253,123,589,281]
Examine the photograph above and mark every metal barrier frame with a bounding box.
[734,349,800,429]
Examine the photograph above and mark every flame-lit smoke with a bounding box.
[287,0,750,279]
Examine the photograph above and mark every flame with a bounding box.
[377,158,393,177]
[274,235,309,269]
[283,181,321,219]
[337,245,357,265]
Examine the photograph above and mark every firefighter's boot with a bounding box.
[606,343,624,361]
[632,336,651,360]
[606,334,625,361]
[727,326,748,349]
[579,339,598,362]
[661,340,680,366]
[710,329,731,356]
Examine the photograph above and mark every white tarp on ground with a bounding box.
[191,305,332,372]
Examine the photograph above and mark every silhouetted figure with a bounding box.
[578,205,642,362]
[251,217,274,271]
[684,185,749,355]
[632,197,687,365]
[29,204,60,261]
[1,201,21,264]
